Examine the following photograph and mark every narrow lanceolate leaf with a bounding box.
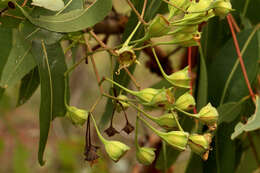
[0,30,36,89]
[217,102,243,124]
[16,0,112,32]
[231,96,260,139]
[17,67,40,107]
[31,40,68,165]
[0,27,12,99]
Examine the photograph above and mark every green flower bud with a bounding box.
[188,133,212,160]
[168,0,191,18]
[175,92,195,111]
[146,14,171,38]
[160,131,189,151]
[166,66,190,88]
[103,140,130,162]
[66,106,88,126]
[136,147,156,165]
[211,0,232,19]
[153,113,178,130]
[115,94,130,112]
[198,103,218,127]
[115,46,138,73]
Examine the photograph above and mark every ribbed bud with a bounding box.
[188,133,212,160]
[66,106,88,126]
[175,92,195,110]
[166,66,190,88]
[168,0,191,17]
[160,131,189,151]
[153,113,178,130]
[212,0,232,19]
[198,103,218,128]
[147,14,171,38]
[136,147,156,165]
[104,140,130,162]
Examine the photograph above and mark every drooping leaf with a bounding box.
[17,67,40,106]
[16,0,112,32]
[231,96,260,139]
[31,40,68,165]
[0,30,36,89]
[217,102,243,124]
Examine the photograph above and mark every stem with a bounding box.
[128,102,158,121]
[226,14,255,103]
[84,35,104,94]
[242,0,250,18]
[151,47,169,79]
[174,106,199,118]
[126,0,147,25]
[55,0,73,16]
[123,22,142,47]
[171,110,184,132]
[220,24,259,105]
[138,116,164,136]
[90,96,102,113]
[102,92,137,103]
[229,14,241,33]
[162,141,167,173]
[105,78,138,96]
[90,113,107,144]
[135,116,140,149]
[123,67,141,89]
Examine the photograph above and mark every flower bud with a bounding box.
[103,140,130,162]
[198,103,218,127]
[136,147,156,165]
[212,0,232,19]
[175,92,195,111]
[160,131,189,151]
[115,94,130,112]
[188,133,212,160]
[168,0,191,18]
[66,106,88,126]
[153,113,178,130]
[166,66,190,88]
[146,14,171,38]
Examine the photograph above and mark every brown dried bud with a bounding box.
[122,122,135,134]
[104,126,119,137]
[84,145,100,162]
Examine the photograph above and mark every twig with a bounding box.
[123,67,141,90]
[226,14,255,103]
[83,34,104,94]
[229,14,241,33]
[126,0,148,25]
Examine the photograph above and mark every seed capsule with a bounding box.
[160,131,189,151]
[188,133,212,160]
[153,113,178,130]
[66,106,88,126]
[136,147,156,165]
[103,140,130,162]
[146,14,171,38]
[115,46,137,73]
[166,66,190,88]
[198,103,218,128]
[175,92,196,111]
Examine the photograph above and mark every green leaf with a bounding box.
[0,30,36,88]
[231,96,260,139]
[16,0,112,32]
[196,46,208,110]
[185,154,203,173]
[17,67,40,106]
[31,41,68,165]
[217,102,243,124]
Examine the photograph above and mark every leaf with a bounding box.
[0,30,36,88]
[31,40,68,165]
[13,143,29,173]
[231,96,260,139]
[17,67,40,106]
[217,102,242,124]
[196,46,208,110]
[16,0,112,32]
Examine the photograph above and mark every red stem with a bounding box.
[226,14,255,103]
